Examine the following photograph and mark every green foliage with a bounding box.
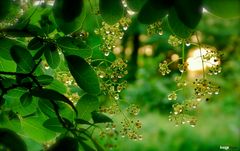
[99,0,124,24]
[0,128,27,151]
[0,0,239,150]
[66,55,100,95]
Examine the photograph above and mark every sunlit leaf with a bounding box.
[22,116,57,142]
[76,94,99,120]
[0,128,27,151]
[66,55,100,95]
[99,0,124,25]
[203,0,240,19]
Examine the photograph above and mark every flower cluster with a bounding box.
[120,119,143,140]
[193,78,220,99]
[97,58,128,100]
[94,17,131,56]
[168,35,182,47]
[169,100,199,127]
[159,61,171,76]
[147,21,163,36]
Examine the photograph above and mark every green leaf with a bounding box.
[148,0,174,10]
[174,0,202,29]
[57,37,92,58]
[66,55,100,95]
[53,0,85,34]
[43,118,65,132]
[203,0,240,19]
[33,45,46,60]
[79,141,95,151]
[20,92,33,107]
[99,0,124,25]
[36,75,54,85]
[126,0,147,11]
[10,45,35,73]
[167,8,193,39]
[22,116,57,142]
[45,79,67,94]
[0,38,22,60]
[47,137,79,151]
[28,37,44,50]
[0,128,27,151]
[76,94,99,120]
[0,0,11,20]
[44,43,60,69]
[38,99,56,117]
[91,111,113,124]
[75,118,93,125]
[138,1,168,24]
[31,88,77,114]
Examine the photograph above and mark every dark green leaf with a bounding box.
[44,43,60,69]
[10,45,35,73]
[28,37,44,50]
[53,0,85,34]
[43,118,66,132]
[167,8,193,39]
[66,55,100,95]
[36,75,54,85]
[0,128,27,151]
[76,94,99,120]
[31,88,77,114]
[174,0,202,29]
[79,141,95,151]
[0,38,22,60]
[20,92,33,107]
[203,0,240,19]
[138,1,168,24]
[149,0,174,10]
[126,0,147,11]
[40,12,56,34]
[38,99,56,117]
[75,118,93,125]
[57,37,92,58]
[99,0,124,25]
[47,137,78,151]
[91,111,113,124]
[0,0,11,20]
[33,45,46,60]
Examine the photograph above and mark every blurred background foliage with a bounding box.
[104,11,240,151]
[0,0,239,151]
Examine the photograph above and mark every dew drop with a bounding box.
[186,42,191,46]
[104,51,110,56]
[123,26,128,31]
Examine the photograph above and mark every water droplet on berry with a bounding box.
[123,26,128,31]
[186,42,191,46]
[104,51,110,56]
[159,30,163,35]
